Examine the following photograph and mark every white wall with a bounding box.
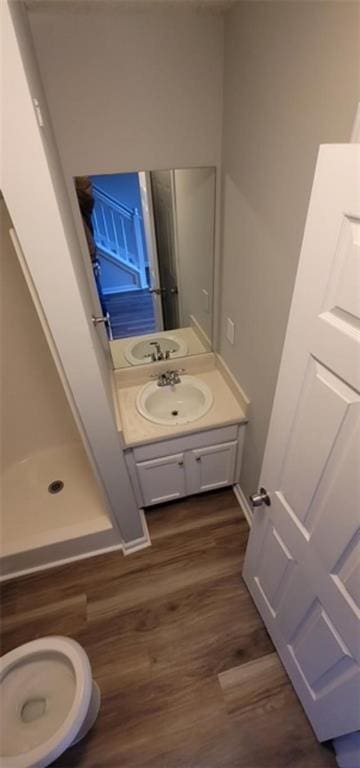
[27,4,223,175]
[174,168,215,340]
[220,1,360,498]
[0,197,79,471]
[2,0,144,543]
[27,2,224,357]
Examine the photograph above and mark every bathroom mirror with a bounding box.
[74,168,215,368]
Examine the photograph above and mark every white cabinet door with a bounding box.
[187,441,237,494]
[136,453,186,506]
[243,145,360,742]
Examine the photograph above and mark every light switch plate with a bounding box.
[226,317,235,345]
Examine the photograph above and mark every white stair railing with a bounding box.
[92,185,147,289]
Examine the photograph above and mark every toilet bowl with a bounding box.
[0,636,101,768]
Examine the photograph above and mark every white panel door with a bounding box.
[136,453,186,506]
[243,145,360,742]
[186,441,237,494]
[138,171,164,331]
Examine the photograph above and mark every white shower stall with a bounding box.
[1,0,148,578]
[0,197,115,578]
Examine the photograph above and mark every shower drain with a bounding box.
[48,480,64,495]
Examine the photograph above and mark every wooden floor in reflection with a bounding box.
[104,289,157,339]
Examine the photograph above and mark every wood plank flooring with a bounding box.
[104,289,157,339]
[0,489,336,767]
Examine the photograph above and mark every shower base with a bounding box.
[1,442,116,579]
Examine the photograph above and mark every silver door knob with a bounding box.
[249,487,271,508]
[92,313,109,327]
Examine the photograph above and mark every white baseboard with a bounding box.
[233,484,253,528]
[333,732,360,768]
[122,509,152,555]
[1,510,152,581]
[0,542,124,582]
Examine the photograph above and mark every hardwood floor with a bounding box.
[104,289,157,339]
[0,489,336,767]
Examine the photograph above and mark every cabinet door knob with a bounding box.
[178,460,184,466]
[196,456,201,462]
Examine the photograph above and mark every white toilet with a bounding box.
[0,636,101,768]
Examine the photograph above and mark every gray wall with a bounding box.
[219,1,360,498]
[174,168,215,341]
[0,197,80,471]
[27,5,223,175]
[27,2,224,357]
[4,1,145,543]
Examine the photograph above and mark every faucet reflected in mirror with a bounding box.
[149,341,171,362]
[74,167,216,369]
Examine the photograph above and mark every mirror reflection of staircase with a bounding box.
[92,184,156,339]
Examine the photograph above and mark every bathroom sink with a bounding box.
[124,334,187,365]
[136,375,213,426]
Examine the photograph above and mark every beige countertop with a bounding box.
[114,367,247,448]
[109,325,209,369]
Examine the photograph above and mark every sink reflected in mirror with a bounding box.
[124,333,187,366]
[74,167,215,369]
[136,375,213,426]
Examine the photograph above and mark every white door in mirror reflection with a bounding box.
[149,170,180,329]
[74,168,215,353]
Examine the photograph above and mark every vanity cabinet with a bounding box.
[186,441,238,494]
[125,424,245,508]
[136,453,186,506]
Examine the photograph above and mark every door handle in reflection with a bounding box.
[149,287,178,295]
[92,313,110,327]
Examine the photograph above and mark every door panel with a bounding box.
[150,171,180,329]
[279,358,356,529]
[138,171,163,331]
[186,441,237,494]
[310,411,359,572]
[321,214,360,320]
[288,602,354,695]
[243,145,360,742]
[136,453,186,506]
[255,526,295,616]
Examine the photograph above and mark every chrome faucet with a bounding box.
[149,341,170,362]
[153,369,184,387]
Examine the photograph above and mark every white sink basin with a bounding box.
[136,375,213,426]
[124,334,187,366]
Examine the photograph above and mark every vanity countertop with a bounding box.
[114,367,247,448]
[110,325,208,369]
